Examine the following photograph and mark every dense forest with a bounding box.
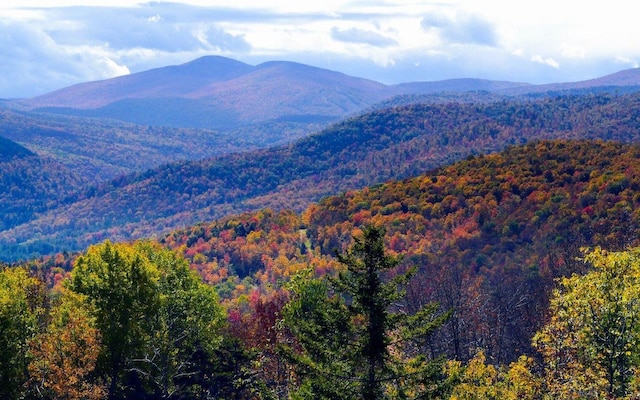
[3,92,640,261]
[4,138,640,398]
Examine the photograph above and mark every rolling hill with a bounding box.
[0,108,233,180]
[2,92,640,261]
[22,138,619,368]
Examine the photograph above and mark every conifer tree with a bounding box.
[282,225,451,399]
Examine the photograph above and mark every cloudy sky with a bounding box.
[1,0,637,98]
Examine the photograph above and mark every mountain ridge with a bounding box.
[13,56,640,131]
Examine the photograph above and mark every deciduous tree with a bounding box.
[533,247,640,398]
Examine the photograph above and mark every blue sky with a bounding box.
[1,0,637,98]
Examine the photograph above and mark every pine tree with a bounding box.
[282,225,451,399]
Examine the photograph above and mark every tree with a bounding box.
[68,241,160,399]
[445,351,540,400]
[0,267,44,399]
[67,241,226,399]
[282,225,451,399]
[533,247,640,398]
[28,289,105,400]
[133,242,226,399]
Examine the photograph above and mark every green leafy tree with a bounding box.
[67,241,226,399]
[0,267,44,399]
[132,242,226,399]
[69,241,160,398]
[282,225,451,399]
[533,247,640,398]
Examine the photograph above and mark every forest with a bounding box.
[3,92,640,261]
[3,138,640,398]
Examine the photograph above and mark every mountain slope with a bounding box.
[503,67,640,95]
[0,135,34,161]
[0,151,90,233]
[24,56,254,109]
[0,108,254,180]
[158,139,640,364]
[3,92,640,260]
[394,78,530,94]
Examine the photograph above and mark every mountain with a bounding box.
[23,56,254,109]
[503,67,640,95]
[12,56,640,133]
[19,56,396,130]
[3,92,640,261]
[394,78,530,94]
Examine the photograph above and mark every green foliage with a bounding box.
[0,267,44,399]
[67,240,226,399]
[282,226,450,399]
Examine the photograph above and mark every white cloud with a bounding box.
[532,55,559,69]
[0,1,639,97]
[561,45,585,59]
[421,11,498,47]
[616,56,639,69]
[331,27,397,48]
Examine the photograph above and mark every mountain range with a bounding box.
[2,56,640,260]
[13,56,640,131]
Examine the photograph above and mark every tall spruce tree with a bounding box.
[282,225,451,399]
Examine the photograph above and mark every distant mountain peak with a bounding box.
[171,55,254,78]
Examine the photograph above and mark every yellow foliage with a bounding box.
[447,351,540,400]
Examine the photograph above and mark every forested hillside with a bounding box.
[14,139,640,399]
[2,92,640,261]
[0,108,256,180]
[156,139,640,364]
[0,136,34,160]
[0,145,90,232]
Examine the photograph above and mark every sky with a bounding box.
[0,0,638,98]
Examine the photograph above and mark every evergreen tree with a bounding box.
[282,225,451,399]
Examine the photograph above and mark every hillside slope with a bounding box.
[0,108,292,180]
[161,140,640,364]
[2,92,640,260]
[0,146,90,232]
[0,135,34,160]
